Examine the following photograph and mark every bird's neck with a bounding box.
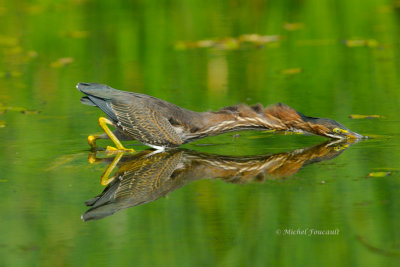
[185,103,328,140]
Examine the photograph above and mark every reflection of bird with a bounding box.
[77,83,363,151]
[82,139,353,221]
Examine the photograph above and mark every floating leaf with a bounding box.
[21,110,40,114]
[0,103,23,111]
[0,103,39,114]
[240,34,262,42]
[281,68,302,75]
[366,39,379,47]
[0,35,18,46]
[0,71,22,78]
[349,114,386,119]
[174,41,189,50]
[344,40,365,47]
[3,46,23,55]
[175,34,281,51]
[219,38,240,50]
[7,106,27,112]
[62,30,90,39]
[196,40,215,48]
[344,39,379,47]
[0,120,5,128]
[368,172,392,177]
[26,50,38,59]
[50,57,74,68]
[0,105,26,112]
[283,22,305,31]
[239,34,280,44]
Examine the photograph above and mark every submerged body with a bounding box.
[77,83,363,150]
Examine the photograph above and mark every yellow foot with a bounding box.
[106,145,135,154]
[88,152,97,164]
[88,135,97,148]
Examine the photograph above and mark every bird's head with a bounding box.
[310,118,364,140]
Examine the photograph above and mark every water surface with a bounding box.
[1,0,400,266]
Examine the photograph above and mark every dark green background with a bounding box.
[0,0,399,266]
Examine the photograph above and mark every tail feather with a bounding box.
[80,96,96,106]
[77,82,119,122]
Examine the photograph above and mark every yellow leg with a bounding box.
[101,151,124,185]
[96,117,135,153]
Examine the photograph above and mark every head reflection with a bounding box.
[82,140,354,221]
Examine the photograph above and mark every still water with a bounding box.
[1,0,400,266]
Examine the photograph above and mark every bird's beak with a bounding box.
[332,127,365,140]
[346,131,365,140]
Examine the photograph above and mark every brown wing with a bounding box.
[110,97,182,147]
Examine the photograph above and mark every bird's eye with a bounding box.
[333,128,348,134]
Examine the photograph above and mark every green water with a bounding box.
[1,0,400,266]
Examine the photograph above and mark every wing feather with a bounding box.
[110,98,182,147]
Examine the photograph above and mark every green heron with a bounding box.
[77,82,363,152]
[82,139,354,221]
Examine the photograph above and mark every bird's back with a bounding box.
[78,82,201,122]
[77,82,205,147]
